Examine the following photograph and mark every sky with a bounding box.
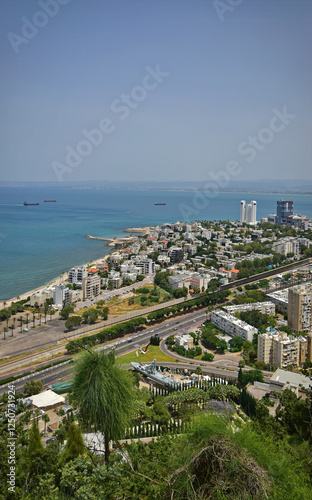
[0,0,311,184]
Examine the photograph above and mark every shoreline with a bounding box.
[1,226,151,307]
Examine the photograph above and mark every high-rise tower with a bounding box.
[276,199,293,224]
[240,200,256,225]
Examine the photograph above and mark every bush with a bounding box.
[201,353,214,361]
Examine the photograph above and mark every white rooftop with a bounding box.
[29,390,65,408]
[270,369,312,390]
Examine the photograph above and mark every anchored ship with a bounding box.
[44,200,56,202]
[154,202,166,205]
[23,202,39,206]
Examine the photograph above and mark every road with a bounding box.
[0,308,273,395]
[0,276,155,359]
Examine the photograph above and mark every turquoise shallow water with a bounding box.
[0,187,311,300]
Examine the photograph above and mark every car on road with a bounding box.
[46,438,56,444]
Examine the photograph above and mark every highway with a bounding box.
[0,310,209,394]
[0,305,275,396]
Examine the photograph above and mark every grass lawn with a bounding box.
[116,344,178,365]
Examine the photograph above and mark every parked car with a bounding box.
[46,438,56,444]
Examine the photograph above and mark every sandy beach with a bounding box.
[0,226,151,308]
[0,252,112,308]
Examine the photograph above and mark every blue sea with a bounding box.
[0,187,311,300]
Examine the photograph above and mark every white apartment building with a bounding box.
[135,259,155,275]
[122,272,137,283]
[175,334,194,350]
[211,310,257,342]
[224,301,275,316]
[272,238,300,256]
[240,200,257,225]
[267,289,289,314]
[68,266,88,285]
[201,230,211,240]
[53,284,70,308]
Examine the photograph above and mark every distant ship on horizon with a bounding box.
[154,202,166,205]
[44,199,56,202]
[24,202,39,206]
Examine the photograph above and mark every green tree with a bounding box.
[195,365,203,382]
[58,422,85,466]
[60,305,74,320]
[82,308,99,324]
[229,335,244,350]
[100,306,109,320]
[72,349,134,464]
[65,315,82,331]
[24,379,42,395]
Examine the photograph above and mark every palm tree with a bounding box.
[195,365,203,386]
[19,317,23,333]
[44,301,49,323]
[11,318,16,337]
[33,312,35,328]
[72,349,134,464]
[26,313,29,328]
[42,413,50,435]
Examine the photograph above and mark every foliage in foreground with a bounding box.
[13,414,311,500]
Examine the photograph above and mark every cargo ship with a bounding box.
[154,202,166,205]
[44,200,56,202]
[24,202,39,206]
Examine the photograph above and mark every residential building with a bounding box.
[272,334,299,368]
[168,246,184,262]
[30,288,54,307]
[224,301,275,315]
[82,275,101,300]
[267,289,289,314]
[272,238,300,256]
[175,334,194,350]
[258,331,310,368]
[135,259,155,275]
[288,284,312,332]
[68,266,87,285]
[53,284,69,308]
[211,310,257,342]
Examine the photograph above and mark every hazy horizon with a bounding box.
[1,0,311,184]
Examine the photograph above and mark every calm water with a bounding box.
[0,187,311,300]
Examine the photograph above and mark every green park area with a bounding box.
[116,344,177,365]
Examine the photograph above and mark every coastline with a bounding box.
[1,226,151,307]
